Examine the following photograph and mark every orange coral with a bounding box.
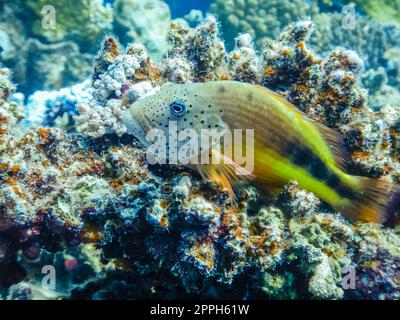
[264,66,277,77]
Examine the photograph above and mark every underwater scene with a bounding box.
[0,0,399,302]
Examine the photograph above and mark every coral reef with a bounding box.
[113,0,171,62]
[0,0,112,97]
[209,0,316,49]
[75,38,160,138]
[357,0,400,26]
[0,0,171,97]
[1,13,400,300]
[163,16,226,83]
[309,12,400,109]
[25,0,113,49]
[24,80,92,130]
[310,12,400,74]
[208,0,400,110]
[4,244,110,299]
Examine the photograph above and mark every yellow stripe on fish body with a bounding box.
[198,81,358,188]
[125,81,399,224]
[254,147,351,207]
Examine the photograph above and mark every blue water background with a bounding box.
[104,0,213,17]
[165,0,214,17]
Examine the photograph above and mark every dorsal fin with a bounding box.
[258,84,351,171]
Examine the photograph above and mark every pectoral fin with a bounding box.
[195,148,254,202]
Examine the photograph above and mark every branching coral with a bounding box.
[309,12,400,108]
[75,39,160,138]
[209,0,317,49]
[163,16,227,82]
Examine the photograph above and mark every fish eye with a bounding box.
[169,101,187,116]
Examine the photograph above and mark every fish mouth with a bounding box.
[122,106,148,147]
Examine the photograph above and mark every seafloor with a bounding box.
[0,0,399,300]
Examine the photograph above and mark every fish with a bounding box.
[123,80,399,224]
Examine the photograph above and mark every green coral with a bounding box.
[25,0,113,50]
[353,0,400,27]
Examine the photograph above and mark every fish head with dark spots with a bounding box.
[123,82,228,162]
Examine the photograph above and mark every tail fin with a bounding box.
[337,177,400,225]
